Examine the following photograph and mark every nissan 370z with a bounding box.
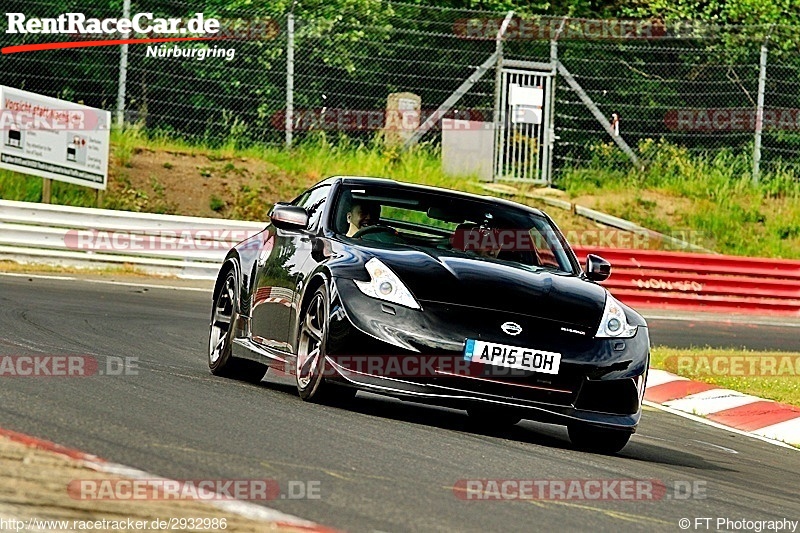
[207,177,650,453]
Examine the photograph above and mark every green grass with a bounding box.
[209,195,225,212]
[651,346,800,407]
[558,139,800,258]
[1,129,798,258]
[0,168,100,207]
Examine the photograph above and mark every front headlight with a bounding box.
[595,293,637,338]
[354,258,420,310]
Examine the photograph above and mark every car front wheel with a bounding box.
[296,283,356,404]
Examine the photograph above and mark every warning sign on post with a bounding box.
[509,84,543,125]
[0,86,110,190]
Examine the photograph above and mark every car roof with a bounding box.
[324,175,547,217]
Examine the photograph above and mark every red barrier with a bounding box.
[572,247,800,317]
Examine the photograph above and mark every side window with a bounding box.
[298,186,331,230]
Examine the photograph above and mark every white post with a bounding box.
[752,39,768,185]
[285,11,295,148]
[116,0,131,128]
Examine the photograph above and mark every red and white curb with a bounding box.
[0,427,336,533]
[644,369,800,448]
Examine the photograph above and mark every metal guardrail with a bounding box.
[0,200,265,279]
[574,247,800,316]
[3,201,798,315]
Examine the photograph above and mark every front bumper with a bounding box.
[327,278,650,431]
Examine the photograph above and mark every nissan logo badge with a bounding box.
[501,322,522,336]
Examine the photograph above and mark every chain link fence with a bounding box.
[2,0,799,180]
[550,29,800,178]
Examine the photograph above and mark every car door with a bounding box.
[250,185,331,353]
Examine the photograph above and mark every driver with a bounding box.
[346,201,381,237]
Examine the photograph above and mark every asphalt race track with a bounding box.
[1,274,798,532]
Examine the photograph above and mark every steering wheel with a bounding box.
[352,225,396,239]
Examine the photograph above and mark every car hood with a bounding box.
[358,246,606,329]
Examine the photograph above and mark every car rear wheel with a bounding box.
[208,270,267,383]
[296,284,356,404]
[467,407,522,428]
[568,423,632,454]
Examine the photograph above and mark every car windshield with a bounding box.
[332,184,577,275]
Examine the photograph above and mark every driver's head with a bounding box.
[346,201,380,237]
[455,224,501,259]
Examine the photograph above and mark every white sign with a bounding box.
[509,84,544,125]
[509,84,543,107]
[0,86,110,190]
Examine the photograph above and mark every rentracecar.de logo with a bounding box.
[5,12,220,35]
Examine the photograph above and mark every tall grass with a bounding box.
[1,130,798,258]
[556,139,800,258]
[0,168,100,206]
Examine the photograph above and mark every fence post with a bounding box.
[557,62,641,169]
[752,38,769,185]
[491,11,515,181]
[543,38,558,185]
[41,179,51,204]
[116,0,131,128]
[285,11,295,149]
[545,19,565,185]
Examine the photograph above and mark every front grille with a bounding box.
[431,371,582,406]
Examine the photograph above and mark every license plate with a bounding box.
[464,339,561,375]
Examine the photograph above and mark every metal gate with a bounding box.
[495,68,553,184]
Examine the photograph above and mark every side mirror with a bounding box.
[269,203,309,230]
[586,254,611,282]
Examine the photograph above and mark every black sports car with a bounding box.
[208,176,649,453]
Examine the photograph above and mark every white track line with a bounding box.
[0,272,209,292]
[753,418,800,444]
[662,388,762,416]
[643,400,798,450]
[644,313,800,328]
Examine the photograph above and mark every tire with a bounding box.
[208,269,267,383]
[467,407,522,429]
[568,423,632,454]
[296,283,356,404]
